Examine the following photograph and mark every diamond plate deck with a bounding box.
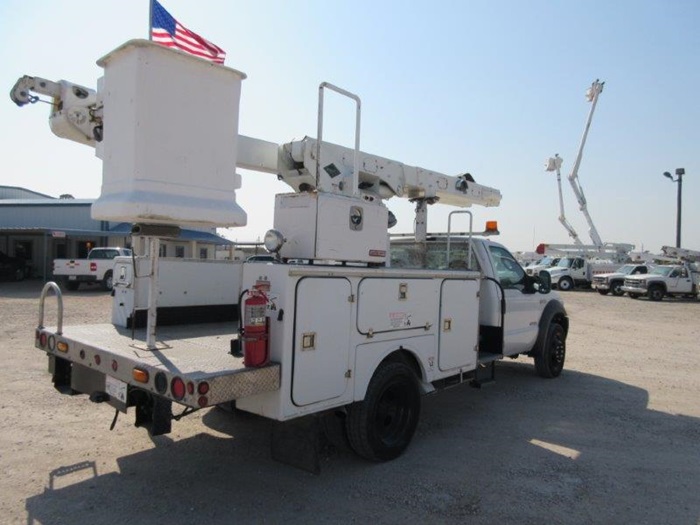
[42,323,280,406]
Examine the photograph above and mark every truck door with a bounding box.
[487,245,540,355]
[292,277,352,406]
[668,267,691,293]
[573,257,586,282]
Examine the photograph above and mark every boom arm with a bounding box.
[11,74,502,211]
[545,154,583,245]
[11,75,100,146]
[568,80,605,248]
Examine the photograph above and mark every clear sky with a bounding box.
[1,0,698,252]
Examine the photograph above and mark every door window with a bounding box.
[488,245,526,290]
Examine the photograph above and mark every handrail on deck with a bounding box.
[38,281,63,335]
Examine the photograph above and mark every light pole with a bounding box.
[662,168,685,248]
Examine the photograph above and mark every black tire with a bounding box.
[534,323,566,378]
[346,361,421,462]
[558,277,574,291]
[610,281,624,296]
[648,285,664,302]
[65,281,80,291]
[597,289,609,296]
[629,293,640,299]
[102,271,113,291]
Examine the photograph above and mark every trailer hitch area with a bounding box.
[89,391,110,403]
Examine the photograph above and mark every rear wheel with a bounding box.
[534,323,566,378]
[65,281,80,291]
[597,289,609,296]
[102,271,113,291]
[648,285,664,302]
[558,277,574,291]
[629,293,640,299]
[346,361,421,461]
[610,281,624,296]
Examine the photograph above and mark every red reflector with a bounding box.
[90,262,97,272]
[187,381,195,395]
[171,377,186,400]
[94,354,101,365]
[111,360,118,372]
[197,396,208,408]
[39,333,48,348]
[197,382,210,395]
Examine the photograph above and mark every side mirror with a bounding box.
[536,270,552,294]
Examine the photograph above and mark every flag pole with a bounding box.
[148,0,153,40]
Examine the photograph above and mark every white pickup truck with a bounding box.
[621,262,699,301]
[53,247,131,291]
[591,263,651,296]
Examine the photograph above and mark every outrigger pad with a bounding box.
[271,416,321,475]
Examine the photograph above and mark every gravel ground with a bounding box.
[0,281,698,525]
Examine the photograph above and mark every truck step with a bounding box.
[477,351,502,365]
[470,360,496,388]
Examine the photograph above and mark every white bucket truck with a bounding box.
[621,246,700,301]
[13,40,568,465]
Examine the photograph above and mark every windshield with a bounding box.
[617,264,636,275]
[529,256,559,267]
[650,266,675,276]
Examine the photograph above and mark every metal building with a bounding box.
[0,186,233,281]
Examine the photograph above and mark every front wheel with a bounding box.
[597,289,609,296]
[346,361,421,461]
[534,323,566,378]
[610,281,624,296]
[629,293,640,299]
[648,286,664,302]
[558,277,574,291]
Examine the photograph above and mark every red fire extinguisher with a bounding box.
[242,284,270,368]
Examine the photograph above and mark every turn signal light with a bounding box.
[132,368,149,384]
[57,341,69,353]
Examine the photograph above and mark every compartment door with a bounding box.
[438,279,480,371]
[292,277,352,406]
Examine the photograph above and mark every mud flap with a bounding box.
[135,396,173,436]
[49,355,76,395]
[271,415,321,474]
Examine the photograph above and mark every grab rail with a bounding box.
[38,281,64,335]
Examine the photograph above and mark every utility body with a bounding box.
[18,39,568,463]
[53,247,131,291]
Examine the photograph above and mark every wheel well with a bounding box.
[381,349,423,381]
[649,282,665,291]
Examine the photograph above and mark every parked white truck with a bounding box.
[591,263,651,296]
[53,247,132,291]
[545,256,621,291]
[15,39,568,466]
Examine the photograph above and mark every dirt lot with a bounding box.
[0,281,698,525]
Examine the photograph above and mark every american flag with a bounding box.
[150,0,226,64]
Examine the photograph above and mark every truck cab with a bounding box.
[390,236,565,360]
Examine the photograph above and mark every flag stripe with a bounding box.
[150,0,226,64]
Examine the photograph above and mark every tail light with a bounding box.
[197,382,210,395]
[187,381,195,395]
[39,332,48,348]
[171,377,186,400]
[197,396,209,408]
[154,372,167,394]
